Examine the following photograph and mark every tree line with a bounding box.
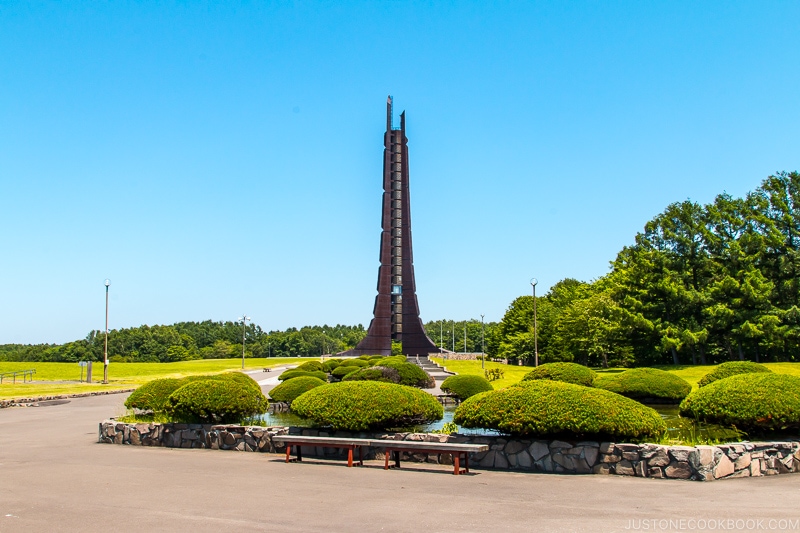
[0,322,368,363]
[489,171,800,367]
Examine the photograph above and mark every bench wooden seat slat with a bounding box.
[272,436,375,446]
[377,441,489,453]
[272,435,488,475]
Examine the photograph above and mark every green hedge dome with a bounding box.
[522,362,597,387]
[331,366,360,379]
[593,368,691,402]
[680,373,800,431]
[125,378,186,412]
[277,370,328,382]
[341,366,402,384]
[454,380,666,440]
[440,375,494,400]
[295,361,324,372]
[379,360,435,388]
[291,381,443,431]
[697,361,772,387]
[269,376,327,403]
[166,374,268,424]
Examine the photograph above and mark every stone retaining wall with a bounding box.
[98,420,800,481]
[1,389,135,409]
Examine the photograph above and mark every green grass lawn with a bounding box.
[431,358,800,390]
[0,358,312,400]
[430,357,535,389]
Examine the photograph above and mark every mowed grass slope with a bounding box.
[430,358,534,389]
[431,358,800,390]
[0,358,309,400]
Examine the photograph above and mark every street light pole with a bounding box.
[103,279,110,384]
[238,314,251,369]
[439,321,443,353]
[480,314,485,370]
[530,278,539,367]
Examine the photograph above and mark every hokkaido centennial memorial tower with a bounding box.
[344,97,439,357]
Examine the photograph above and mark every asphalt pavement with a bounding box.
[1,393,799,533]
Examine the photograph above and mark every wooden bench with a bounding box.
[381,441,488,475]
[272,435,489,475]
[272,436,368,467]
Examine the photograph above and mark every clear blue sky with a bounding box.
[1,1,798,344]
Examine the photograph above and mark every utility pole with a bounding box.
[530,278,539,367]
[480,314,485,370]
[239,314,251,369]
[103,279,110,384]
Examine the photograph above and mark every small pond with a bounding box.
[250,406,501,435]
[646,404,744,444]
[251,404,752,442]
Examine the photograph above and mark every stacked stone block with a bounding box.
[98,420,799,482]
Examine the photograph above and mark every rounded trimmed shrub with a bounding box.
[679,373,800,431]
[269,376,327,403]
[125,372,261,413]
[166,377,268,424]
[278,370,328,382]
[593,368,691,402]
[454,380,666,439]
[295,361,324,372]
[125,378,185,412]
[522,362,597,386]
[697,361,772,387]
[322,360,340,373]
[344,358,370,367]
[440,375,493,400]
[331,365,360,379]
[341,366,402,384]
[380,360,435,388]
[291,381,443,431]
[199,372,263,392]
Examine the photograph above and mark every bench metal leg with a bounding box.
[285,444,302,463]
[453,452,470,475]
[384,449,402,470]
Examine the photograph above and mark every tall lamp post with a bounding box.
[530,278,539,367]
[103,279,110,384]
[238,314,250,369]
[480,314,485,370]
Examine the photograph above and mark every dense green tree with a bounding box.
[486,171,800,367]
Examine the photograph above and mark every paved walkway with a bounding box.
[243,366,294,395]
[2,394,799,532]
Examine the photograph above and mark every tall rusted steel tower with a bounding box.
[343,96,439,357]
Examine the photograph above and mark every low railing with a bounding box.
[0,369,36,384]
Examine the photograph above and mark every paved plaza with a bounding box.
[1,393,799,533]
